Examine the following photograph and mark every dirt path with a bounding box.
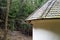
[8,31,32,40]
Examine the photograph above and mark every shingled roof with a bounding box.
[26,0,60,20]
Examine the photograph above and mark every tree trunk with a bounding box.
[3,0,10,40]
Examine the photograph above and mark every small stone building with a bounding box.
[26,0,60,40]
[26,0,60,34]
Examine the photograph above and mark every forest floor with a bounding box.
[0,30,32,40]
[8,31,32,40]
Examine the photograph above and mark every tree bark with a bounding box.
[3,0,10,40]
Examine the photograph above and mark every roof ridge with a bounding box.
[26,0,58,20]
[41,0,56,18]
[26,0,54,20]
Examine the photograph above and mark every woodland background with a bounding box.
[0,0,48,36]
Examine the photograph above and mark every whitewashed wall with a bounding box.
[33,28,60,40]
